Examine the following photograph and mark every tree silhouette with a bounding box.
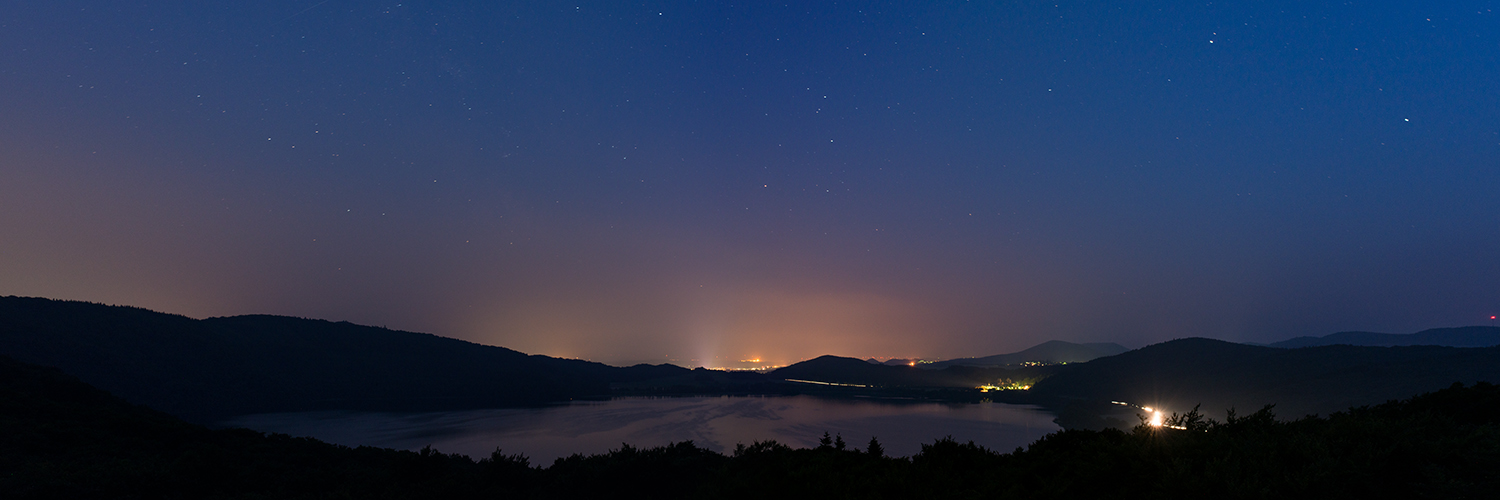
[866,437,885,457]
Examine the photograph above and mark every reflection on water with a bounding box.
[223,395,1060,463]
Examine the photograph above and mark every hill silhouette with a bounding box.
[1268,325,1500,348]
[0,297,690,422]
[773,355,933,386]
[1030,337,1500,424]
[921,340,1129,369]
[769,354,1058,390]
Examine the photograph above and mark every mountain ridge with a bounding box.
[1030,337,1500,425]
[1268,326,1500,348]
[0,296,691,422]
[10,295,1500,432]
[921,340,1129,369]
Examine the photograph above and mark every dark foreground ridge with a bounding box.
[6,353,1500,499]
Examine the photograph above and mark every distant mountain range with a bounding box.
[8,296,1500,432]
[0,296,1083,422]
[771,333,1500,429]
[918,340,1129,369]
[1266,326,1500,348]
[768,354,1056,390]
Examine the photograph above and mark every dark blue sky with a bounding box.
[3,1,1497,366]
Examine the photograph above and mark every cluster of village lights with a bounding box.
[976,382,1033,392]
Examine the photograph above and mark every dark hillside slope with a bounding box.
[0,355,501,499]
[1269,325,1500,348]
[1031,337,1500,419]
[0,297,688,422]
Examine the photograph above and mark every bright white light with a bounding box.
[1149,410,1164,428]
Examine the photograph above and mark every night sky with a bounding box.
[3,1,1497,367]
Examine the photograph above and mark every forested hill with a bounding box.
[0,296,689,422]
[1029,337,1500,421]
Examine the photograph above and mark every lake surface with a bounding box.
[223,395,1060,464]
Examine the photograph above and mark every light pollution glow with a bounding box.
[1,2,1496,369]
[468,286,944,367]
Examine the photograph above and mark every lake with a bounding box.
[223,395,1061,464]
